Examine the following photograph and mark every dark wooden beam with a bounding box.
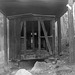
[57,18,61,56]
[15,19,21,59]
[32,22,35,51]
[40,21,52,55]
[14,19,16,59]
[38,21,41,51]
[8,14,55,20]
[68,0,75,64]
[52,19,55,56]
[24,21,26,55]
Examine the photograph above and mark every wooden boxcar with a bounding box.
[8,14,55,60]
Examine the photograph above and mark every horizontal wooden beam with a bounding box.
[7,13,55,19]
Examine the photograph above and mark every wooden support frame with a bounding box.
[38,21,41,51]
[57,18,61,56]
[40,20,52,55]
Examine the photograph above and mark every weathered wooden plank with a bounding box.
[52,19,55,56]
[68,0,75,64]
[38,21,41,51]
[24,21,26,55]
[3,16,8,65]
[7,19,9,63]
[13,19,17,59]
[9,19,15,60]
[40,21,52,55]
[57,18,61,56]
[8,14,55,20]
[15,18,21,59]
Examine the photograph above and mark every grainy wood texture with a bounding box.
[38,21,41,51]
[52,19,55,56]
[24,21,26,55]
[14,19,17,59]
[68,0,75,64]
[8,14,55,20]
[9,19,15,60]
[4,16,8,64]
[15,19,21,59]
[40,21,52,55]
[7,19,9,63]
[57,18,61,56]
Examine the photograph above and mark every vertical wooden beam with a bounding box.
[4,16,8,65]
[24,21,26,55]
[7,19,9,63]
[18,21,23,59]
[17,19,21,59]
[68,0,75,64]
[52,19,55,56]
[14,19,16,59]
[40,21,52,55]
[32,22,35,51]
[38,21,41,51]
[57,18,61,56]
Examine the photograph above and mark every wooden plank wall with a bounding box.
[9,17,55,59]
[9,19,15,60]
[15,18,21,59]
[9,18,21,60]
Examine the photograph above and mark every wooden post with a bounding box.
[57,18,61,56]
[13,19,17,59]
[52,19,55,56]
[40,21,52,55]
[38,21,41,51]
[4,16,8,65]
[68,0,75,64]
[7,19,9,63]
[24,21,26,55]
[15,19,21,59]
[32,22,35,51]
